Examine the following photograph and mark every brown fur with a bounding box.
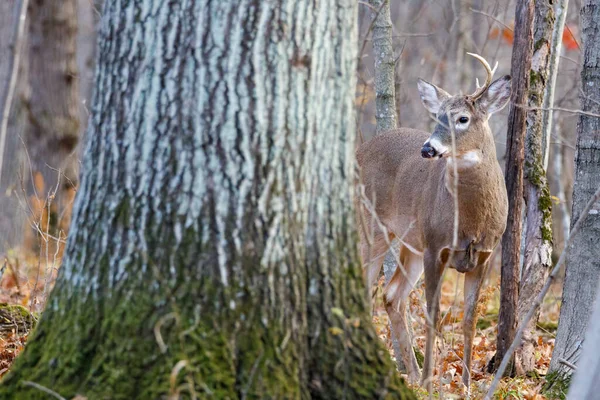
[357,110,508,389]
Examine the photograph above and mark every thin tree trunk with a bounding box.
[490,0,534,377]
[76,0,99,142]
[367,0,405,373]
[0,0,28,254]
[542,0,569,170]
[1,1,414,398]
[550,125,571,257]
[516,0,554,376]
[369,0,397,134]
[549,0,600,381]
[23,0,80,251]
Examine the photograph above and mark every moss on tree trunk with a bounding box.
[1,1,414,398]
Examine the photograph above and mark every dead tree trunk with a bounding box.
[490,0,534,377]
[1,1,414,398]
[516,0,554,376]
[549,0,600,382]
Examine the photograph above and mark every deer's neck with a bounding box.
[443,131,500,193]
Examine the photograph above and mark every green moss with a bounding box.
[0,303,36,335]
[414,346,424,369]
[534,38,548,52]
[530,70,542,89]
[525,153,553,244]
[543,370,571,400]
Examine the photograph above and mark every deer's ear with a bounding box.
[417,79,450,114]
[479,75,511,114]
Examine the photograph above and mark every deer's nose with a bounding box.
[421,142,437,158]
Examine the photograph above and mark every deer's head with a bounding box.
[418,54,511,161]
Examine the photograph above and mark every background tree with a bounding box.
[549,0,600,381]
[516,0,555,375]
[1,1,414,398]
[365,0,406,373]
[490,0,534,376]
[22,0,81,253]
[0,0,28,255]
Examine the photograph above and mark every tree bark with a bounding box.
[549,0,600,381]
[566,279,600,398]
[491,0,534,377]
[23,0,80,250]
[1,1,414,398]
[369,0,397,134]
[516,0,554,376]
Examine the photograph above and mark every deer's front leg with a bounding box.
[421,249,444,392]
[462,260,490,391]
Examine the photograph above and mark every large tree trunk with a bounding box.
[490,0,534,377]
[516,0,554,376]
[1,1,414,398]
[549,0,600,381]
[23,0,80,253]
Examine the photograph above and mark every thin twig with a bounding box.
[358,1,378,12]
[22,381,66,400]
[558,358,578,371]
[485,184,600,399]
[470,8,513,32]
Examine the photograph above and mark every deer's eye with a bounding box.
[458,116,469,124]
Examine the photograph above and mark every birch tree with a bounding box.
[549,0,600,381]
[1,1,414,398]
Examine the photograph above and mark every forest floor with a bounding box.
[0,249,563,399]
[372,266,563,399]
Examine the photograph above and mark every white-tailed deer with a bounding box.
[357,54,510,390]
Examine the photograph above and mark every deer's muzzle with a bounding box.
[421,142,437,158]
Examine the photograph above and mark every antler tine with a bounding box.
[467,52,494,99]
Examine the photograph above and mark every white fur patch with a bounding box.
[427,138,448,157]
[448,150,481,168]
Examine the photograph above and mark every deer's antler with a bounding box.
[467,53,496,100]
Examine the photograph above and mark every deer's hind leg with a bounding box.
[360,227,393,301]
[384,245,423,383]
